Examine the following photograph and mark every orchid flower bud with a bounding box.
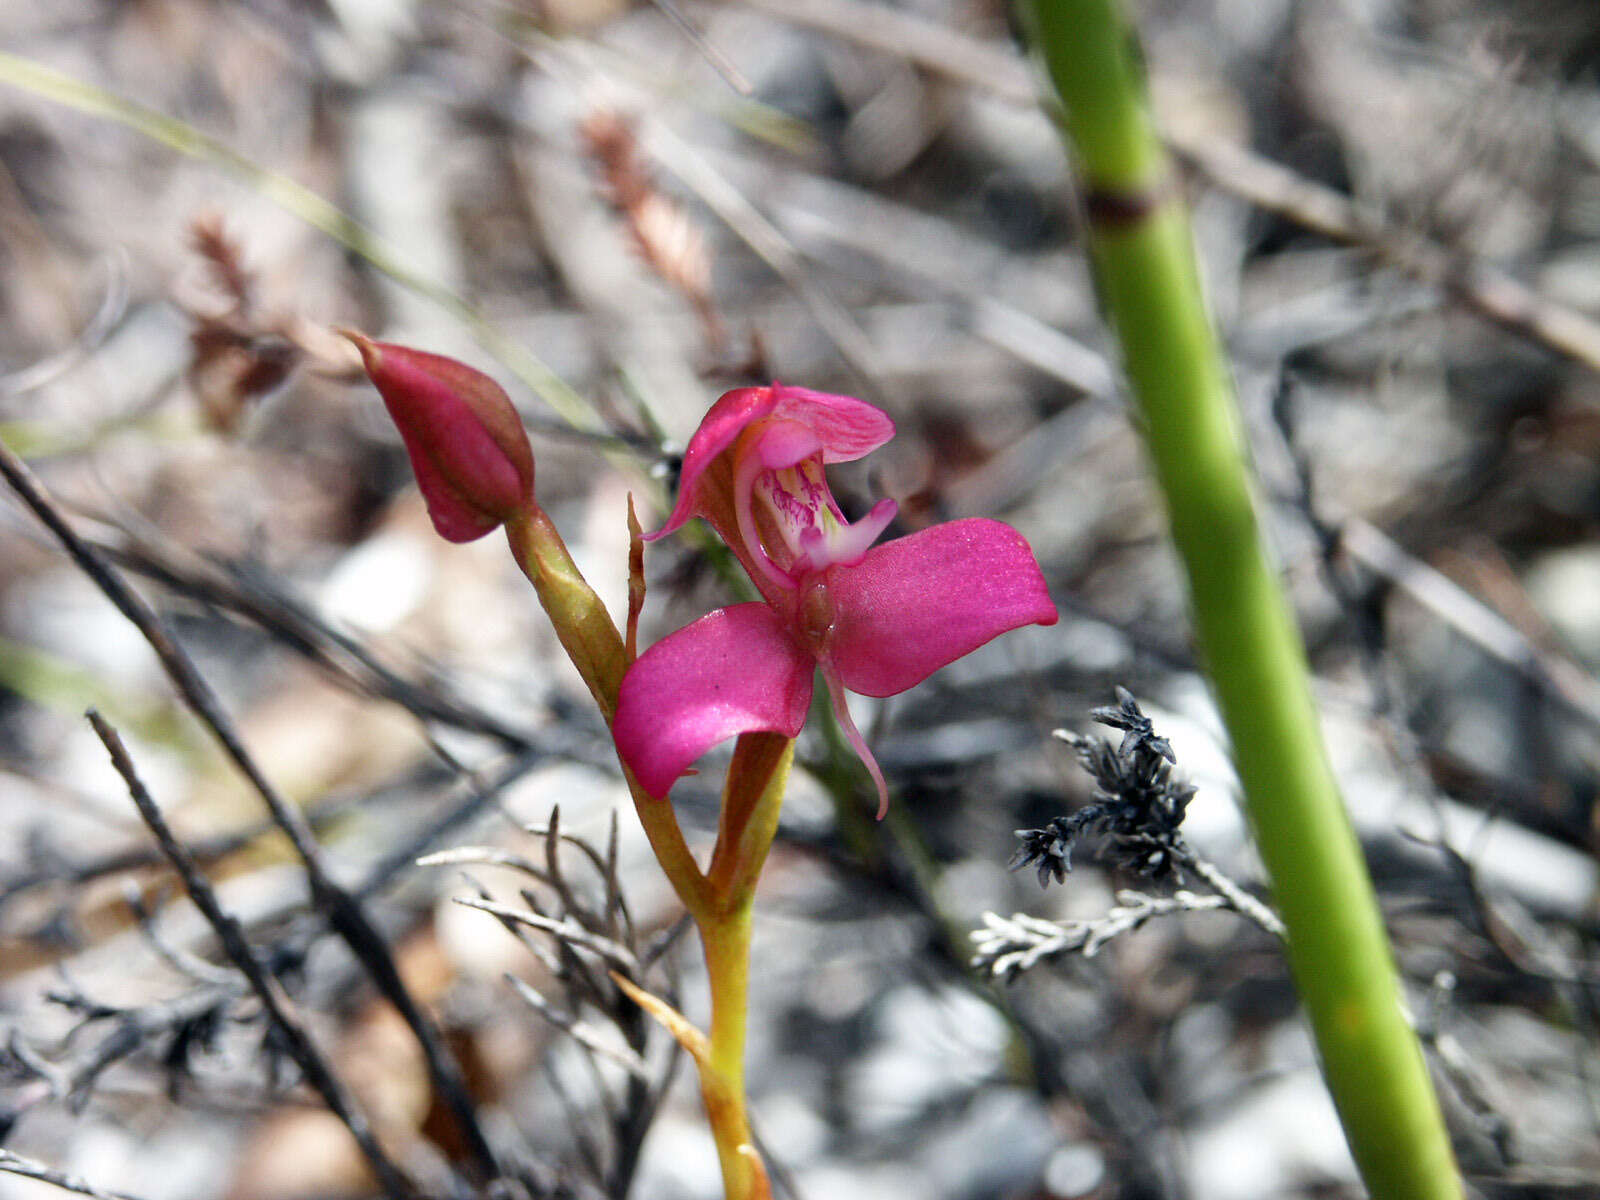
[344,332,536,542]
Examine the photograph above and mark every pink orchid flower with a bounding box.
[613,384,1058,815]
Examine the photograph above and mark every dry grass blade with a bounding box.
[453,897,641,974]
[85,712,417,1200]
[504,974,652,1081]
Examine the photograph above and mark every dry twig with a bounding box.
[0,434,506,1189]
[0,1148,150,1200]
[85,712,417,1200]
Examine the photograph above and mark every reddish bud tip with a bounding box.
[343,331,536,542]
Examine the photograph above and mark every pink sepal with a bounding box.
[825,519,1058,698]
[653,384,895,538]
[772,384,896,464]
[614,602,816,798]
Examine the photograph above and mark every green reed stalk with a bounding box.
[1019,3,1461,1196]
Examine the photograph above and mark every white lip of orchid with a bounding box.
[737,452,899,587]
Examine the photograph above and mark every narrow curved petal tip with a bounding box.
[771,384,895,463]
[822,670,890,819]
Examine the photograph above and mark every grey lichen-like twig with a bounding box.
[433,806,680,1200]
[975,691,1284,981]
[504,974,652,1081]
[453,897,641,975]
[1186,855,1286,940]
[973,889,1234,978]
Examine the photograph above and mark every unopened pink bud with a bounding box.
[345,332,536,542]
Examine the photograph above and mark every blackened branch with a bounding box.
[0,436,504,1187]
[1009,688,1195,885]
[85,711,417,1200]
[977,690,1283,980]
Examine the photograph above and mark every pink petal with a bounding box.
[749,419,823,469]
[824,519,1058,698]
[771,384,895,463]
[614,602,816,798]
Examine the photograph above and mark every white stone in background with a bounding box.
[42,301,189,427]
[49,720,188,826]
[316,529,431,632]
[72,1117,234,1200]
[1186,1069,1357,1200]
[503,761,637,846]
[801,949,882,1024]
[1044,1141,1107,1198]
[7,567,166,695]
[1167,1002,1240,1109]
[344,87,468,338]
[936,856,1013,922]
[1524,545,1600,669]
[753,1085,830,1165]
[920,1087,1058,1196]
[1053,612,1136,674]
[844,983,1009,1135]
[878,716,1035,771]
[796,1161,934,1200]
[771,763,836,838]
[317,0,416,84]
[632,1110,724,1200]
[569,474,634,644]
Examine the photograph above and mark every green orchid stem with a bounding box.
[507,509,629,725]
[1021,3,1461,1197]
[698,903,762,1199]
[694,732,793,1200]
[507,506,706,904]
[508,503,784,1200]
[708,732,794,904]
